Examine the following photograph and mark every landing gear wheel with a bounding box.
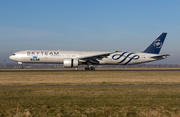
[20,65,23,69]
[90,67,95,70]
[85,67,89,70]
[85,67,95,70]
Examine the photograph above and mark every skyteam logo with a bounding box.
[153,39,162,48]
[112,52,139,65]
[30,56,40,61]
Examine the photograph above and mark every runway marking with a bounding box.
[1,85,180,89]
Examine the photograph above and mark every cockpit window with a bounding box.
[12,54,16,55]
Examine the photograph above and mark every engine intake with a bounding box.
[63,58,79,68]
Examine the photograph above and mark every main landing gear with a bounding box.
[85,66,95,70]
[85,62,95,70]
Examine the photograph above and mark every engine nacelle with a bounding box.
[63,58,79,68]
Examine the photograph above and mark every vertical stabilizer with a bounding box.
[143,33,167,54]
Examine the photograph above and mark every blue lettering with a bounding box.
[30,56,40,61]
[27,52,30,55]
[54,52,59,55]
[49,52,53,55]
[45,52,48,55]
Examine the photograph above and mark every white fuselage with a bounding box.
[9,50,161,65]
[9,33,170,70]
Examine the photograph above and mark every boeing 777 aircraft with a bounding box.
[9,33,170,70]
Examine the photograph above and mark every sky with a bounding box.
[0,0,180,64]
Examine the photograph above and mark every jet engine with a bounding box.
[63,58,79,68]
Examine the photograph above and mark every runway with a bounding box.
[1,68,180,72]
[1,85,180,89]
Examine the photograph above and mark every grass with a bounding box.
[0,71,180,86]
[1,88,180,116]
[1,70,180,116]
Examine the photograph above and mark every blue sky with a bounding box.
[0,0,180,64]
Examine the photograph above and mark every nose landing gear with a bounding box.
[18,62,23,69]
[20,64,23,69]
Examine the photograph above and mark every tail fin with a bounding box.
[143,33,167,54]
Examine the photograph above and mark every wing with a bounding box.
[78,51,119,64]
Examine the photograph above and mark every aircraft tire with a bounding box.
[85,67,95,70]
[90,67,95,70]
[85,67,89,70]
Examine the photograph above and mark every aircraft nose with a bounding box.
[9,55,13,60]
[9,54,21,62]
[9,55,16,61]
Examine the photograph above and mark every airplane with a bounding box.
[9,33,170,70]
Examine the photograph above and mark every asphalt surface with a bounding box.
[1,68,180,72]
[1,85,180,89]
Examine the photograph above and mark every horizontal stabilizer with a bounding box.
[151,54,171,59]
